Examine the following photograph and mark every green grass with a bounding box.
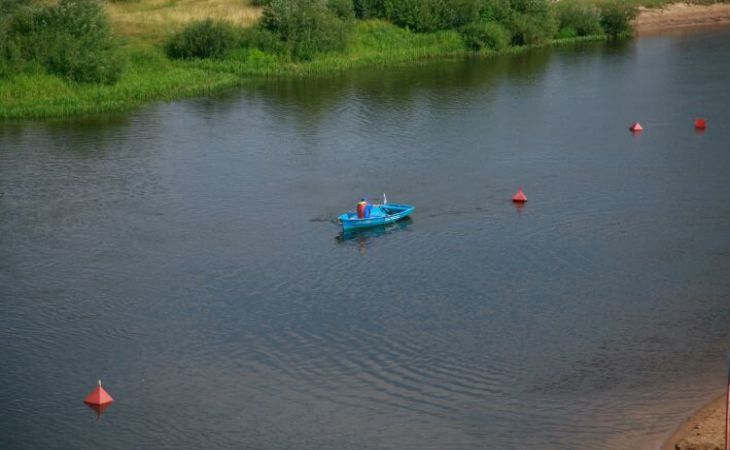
[2,0,726,120]
[0,20,604,119]
[0,46,237,119]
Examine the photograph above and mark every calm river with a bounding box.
[2,26,730,450]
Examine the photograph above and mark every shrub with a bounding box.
[239,26,285,53]
[599,0,637,37]
[0,0,124,84]
[506,0,556,45]
[354,0,385,18]
[261,0,353,60]
[0,28,23,78]
[380,0,483,32]
[510,0,551,16]
[555,1,603,37]
[480,0,512,23]
[381,0,442,32]
[166,20,239,59]
[556,26,577,39]
[442,0,483,28]
[327,0,355,20]
[509,11,556,46]
[460,21,510,50]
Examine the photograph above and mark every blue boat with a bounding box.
[338,203,414,231]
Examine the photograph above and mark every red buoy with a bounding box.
[83,380,113,406]
[629,122,643,132]
[512,187,527,203]
[694,118,707,130]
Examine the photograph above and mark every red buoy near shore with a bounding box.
[629,122,643,132]
[694,118,707,130]
[84,380,113,406]
[512,187,527,203]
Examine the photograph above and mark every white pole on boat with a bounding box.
[383,193,387,205]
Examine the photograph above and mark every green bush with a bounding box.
[460,21,510,50]
[0,0,32,15]
[555,1,603,37]
[0,0,124,84]
[380,0,483,32]
[480,0,513,23]
[0,28,22,78]
[510,0,551,16]
[556,26,577,39]
[599,0,637,37]
[353,0,385,18]
[509,11,556,45]
[504,0,555,45]
[261,0,353,60]
[381,0,442,32]
[239,26,285,53]
[166,20,239,59]
[327,0,355,19]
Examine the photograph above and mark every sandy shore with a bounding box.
[634,2,730,34]
[661,394,726,450]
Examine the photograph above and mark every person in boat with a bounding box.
[356,197,368,219]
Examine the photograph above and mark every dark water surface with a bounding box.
[2,27,730,450]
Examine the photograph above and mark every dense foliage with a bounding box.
[460,21,510,50]
[555,1,604,38]
[258,0,354,60]
[599,0,638,37]
[0,0,124,83]
[164,0,638,63]
[166,20,239,59]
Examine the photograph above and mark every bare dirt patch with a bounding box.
[635,2,730,34]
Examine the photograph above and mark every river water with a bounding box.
[2,27,730,450]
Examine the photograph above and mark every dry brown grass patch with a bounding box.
[106,0,262,43]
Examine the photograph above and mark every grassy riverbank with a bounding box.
[0,0,725,119]
[0,21,504,119]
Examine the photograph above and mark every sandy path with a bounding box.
[635,2,730,34]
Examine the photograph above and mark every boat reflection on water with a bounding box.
[336,217,413,254]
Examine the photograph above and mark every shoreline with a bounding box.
[634,2,730,35]
[661,394,726,450]
[2,3,730,120]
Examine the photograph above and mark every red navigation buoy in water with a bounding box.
[512,187,527,203]
[84,380,113,407]
[694,118,707,130]
[629,122,643,132]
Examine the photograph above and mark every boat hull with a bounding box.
[338,204,414,231]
